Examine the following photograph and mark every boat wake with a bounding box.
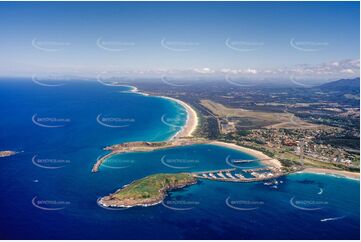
[320,216,345,222]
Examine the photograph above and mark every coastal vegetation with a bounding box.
[99,173,197,207]
[96,80,360,209]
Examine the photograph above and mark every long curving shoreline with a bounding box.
[124,85,198,139]
[159,96,198,139]
[96,86,359,208]
[209,141,282,168]
[158,96,359,179]
[96,85,359,180]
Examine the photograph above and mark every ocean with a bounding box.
[0,79,359,239]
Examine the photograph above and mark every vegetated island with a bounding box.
[0,150,17,158]
[98,173,197,208]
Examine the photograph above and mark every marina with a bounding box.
[192,167,286,183]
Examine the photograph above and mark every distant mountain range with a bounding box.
[318,77,360,92]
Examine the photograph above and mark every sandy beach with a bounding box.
[301,167,360,180]
[126,86,198,139]
[210,141,282,168]
[160,96,199,139]
[127,88,359,180]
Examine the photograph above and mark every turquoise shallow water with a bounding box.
[0,79,359,239]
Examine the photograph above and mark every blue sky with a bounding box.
[0,1,359,79]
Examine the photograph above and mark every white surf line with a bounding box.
[124,85,198,141]
[159,96,199,140]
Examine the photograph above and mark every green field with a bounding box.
[99,173,198,207]
[114,173,195,200]
[200,99,320,129]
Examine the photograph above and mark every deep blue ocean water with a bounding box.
[0,79,359,239]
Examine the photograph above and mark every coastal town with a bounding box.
[134,78,360,172]
[1,1,359,239]
[234,128,358,166]
[96,80,359,208]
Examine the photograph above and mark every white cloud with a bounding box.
[341,69,355,74]
[5,59,358,83]
[193,67,215,74]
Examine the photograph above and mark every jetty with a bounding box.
[91,137,284,173]
[232,158,274,163]
[92,139,287,183]
[92,138,207,172]
[92,152,117,173]
[242,167,274,173]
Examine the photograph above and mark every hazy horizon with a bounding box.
[0,1,359,81]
